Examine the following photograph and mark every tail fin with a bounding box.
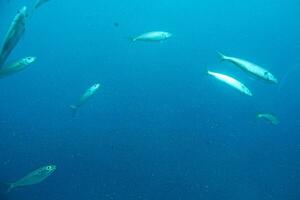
[123,36,136,42]
[70,105,78,117]
[256,113,262,118]
[0,54,6,69]
[217,52,227,61]
[5,184,13,194]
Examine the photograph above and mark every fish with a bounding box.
[0,6,28,68]
[70,83,100,116]
[132,31,172,42]
[6,165,56,193]
[34,0,51,9]
[0,56,36,78]
[218,52,278,84]
[207,70,252,96]
[257,113,278,125]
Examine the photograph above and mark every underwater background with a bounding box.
[0,0,300,199]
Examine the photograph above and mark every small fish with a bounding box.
[34,0,51,9]
[207,70,252,96]
[132,31,172,42]
[0,56,36,78]
[257,113,278,125]
[113,22,119,27]
[0,6,28,68]
[218,52,278,84]
[70,83,100,116]
[6,165,56,193]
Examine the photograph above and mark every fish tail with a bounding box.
[217,52,227,61]
[206,69,213,76]
[5,184,14,193]
[70,105,78,117]
[0,54,6,69]
[122,35,137,42]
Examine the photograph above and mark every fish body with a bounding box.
[70,83,100,116]
[207,70,252,96]
[0,6,28,68]
[132,31,172,42]
[218,53,278,84]
[7,165,56,193]
[0,56,36,78]
[257,113,278,125]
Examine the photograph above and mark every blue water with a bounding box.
[0,0,300,200]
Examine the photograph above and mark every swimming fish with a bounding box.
[70,83,100,116]
[132,31,172,42]
[0,56,36,78]
[34,0,51,9]
[257,113,278,125]
[6,165,56,193]
[0,6,28,68]
[207,70,252,96]
[218,52,278,84]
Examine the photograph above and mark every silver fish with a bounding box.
[257,113,278,125]
[6,165,56,193]
[132,31,172,42]
[207,70,252,96]
[0,56,36,78]
[70,83,100,116]
[0,6,28,68]
[218,52,278,84]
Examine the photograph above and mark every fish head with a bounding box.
[43,165,56,173]
[162,32,172,39]
[17,6,28,18]
[91,83,100,91]
[14,6,28,25]
[36,165,56,177]
[263,71,278,83]
[23,56,36,65]
[241,85,252,96]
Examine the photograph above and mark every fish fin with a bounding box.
[0,55,6,69]
[5,183,14,193]
[70,105,78,117]
[206,68,213,76]
[217,52,227,61]
[122,36,136,42]
[130,37,137,42]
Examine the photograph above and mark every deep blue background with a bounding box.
[0,0,300,200]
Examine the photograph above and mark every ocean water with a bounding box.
[0,0,300,200]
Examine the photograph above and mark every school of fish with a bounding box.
[0,0,283,195]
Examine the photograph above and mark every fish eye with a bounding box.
[46,166,52,170]
[264,72,269,76]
